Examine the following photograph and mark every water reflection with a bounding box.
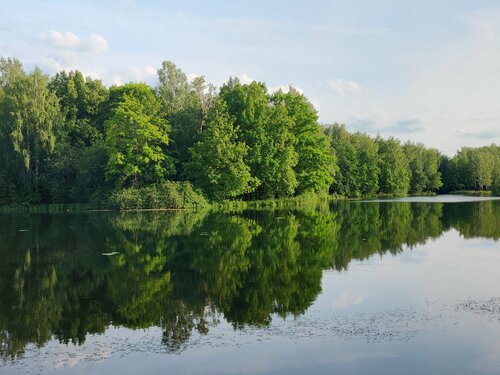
[0,200,499,359]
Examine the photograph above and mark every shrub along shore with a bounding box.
[1,57,499,210]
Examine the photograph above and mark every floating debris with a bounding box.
[18,229,30,232]
[102,252,120,256]
[456,297,500,321]
[200,232,209,236]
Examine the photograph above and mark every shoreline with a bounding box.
[0,191,498,213]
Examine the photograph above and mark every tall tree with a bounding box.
[220,79,299,198]
[105,83,174,187]
[48,70,108,147]
[326,124,360,197]
[377,137,410,194]
[350,132,380,195]
[219,79,268,193]
[0,58,61,203]
[422,147,443,192]
[156,61,215,177]
[259,103,298,198]
[274,88,336,195]
[186,98,253,200]
[404,142,428,194]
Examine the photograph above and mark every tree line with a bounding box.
[0,57,499,207]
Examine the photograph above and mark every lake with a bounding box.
[1,196,499,374]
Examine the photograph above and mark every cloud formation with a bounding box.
[43,30,109,54]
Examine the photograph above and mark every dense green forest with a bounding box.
[1,57,499,207]
[1,200,499,357]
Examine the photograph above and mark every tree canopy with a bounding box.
[105,83,174,187]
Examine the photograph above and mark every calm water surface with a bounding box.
[1,196,499,374]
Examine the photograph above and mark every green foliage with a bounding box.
[327,124,361,197]
[186,99,254,200]
[403,142,443,193]
[107,181,208,209]
[350,132,380,195]
[105,83,174,186]
[0,58,61,203]
[48,70,108,147]
[377,137,410,195]
[258,102,298,198]
[220,79,299,198]
[0,56,498,206]
[273,88,336,194]
[326,124,380,197]
[73,141,110,203]
[155,61,216,178]
[441,145,500,192]
[219,79,270,194]
[492,170,500,196]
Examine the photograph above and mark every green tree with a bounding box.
[441,146,499,192]
[472,147,495,190]
[377,137,410,194]
[0,58,61,203]
[326,124,360,197]
[105,83,174,186]
[350,132,380,195]
[259,103,298,198]
[220,79,298,198]
[273,88,336,194]
[492,170,500,196]
[422,147,443,192]
[156,61,216,177]
[404,142,427,193]
[219,79,268,193]
[48,70,108,147]
[186,99,253,200]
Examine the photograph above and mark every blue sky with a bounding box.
[1,0,500,154]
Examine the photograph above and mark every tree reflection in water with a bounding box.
[0,200,499,358]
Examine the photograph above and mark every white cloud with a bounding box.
[85,34,109,54]
[144,65,157,76]
[238,73,255,85]
[43,30,108,54]
[45,30,80,49]
[328,78,362,96]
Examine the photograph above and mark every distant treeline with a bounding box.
[0,57,499,207]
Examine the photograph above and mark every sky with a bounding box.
[1,0,500,155]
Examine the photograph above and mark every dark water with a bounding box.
[1,197,499,374]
